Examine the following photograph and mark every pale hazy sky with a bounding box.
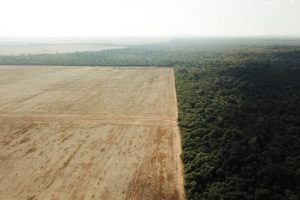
[1,0,300,37]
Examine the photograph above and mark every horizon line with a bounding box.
[1,35,300,39]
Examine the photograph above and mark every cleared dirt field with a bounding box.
[0,66,185,200]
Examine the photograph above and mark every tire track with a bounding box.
[0,114,177,124]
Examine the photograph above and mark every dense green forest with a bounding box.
[1,38,300,199]
[175,64,300,200]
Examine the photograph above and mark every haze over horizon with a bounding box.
[1,0,300,38]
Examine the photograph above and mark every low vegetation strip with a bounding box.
[1,38,300,67]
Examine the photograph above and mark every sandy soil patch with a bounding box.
[0,66,185,200]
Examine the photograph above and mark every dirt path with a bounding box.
[0,114,177,123]
[0,66,186,200]
[171,68,186,199]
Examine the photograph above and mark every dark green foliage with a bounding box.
[175,48,300,199]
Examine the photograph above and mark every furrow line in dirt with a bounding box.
[0,114,177,124]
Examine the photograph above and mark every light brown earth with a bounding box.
[0,66,185,200]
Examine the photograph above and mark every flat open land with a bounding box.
[0,45,125,55]
[0,66,185,200]
[0,37,169,55]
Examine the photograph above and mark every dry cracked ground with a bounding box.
[0,66,185,200]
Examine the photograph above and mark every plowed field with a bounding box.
[0,66,185,200]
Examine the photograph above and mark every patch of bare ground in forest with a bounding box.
[0,66,185,200]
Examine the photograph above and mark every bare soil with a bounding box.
[0,66,185,200]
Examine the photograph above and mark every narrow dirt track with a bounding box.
[0,114,177,124]
[170,68,186,200]
[0,66,186,200]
